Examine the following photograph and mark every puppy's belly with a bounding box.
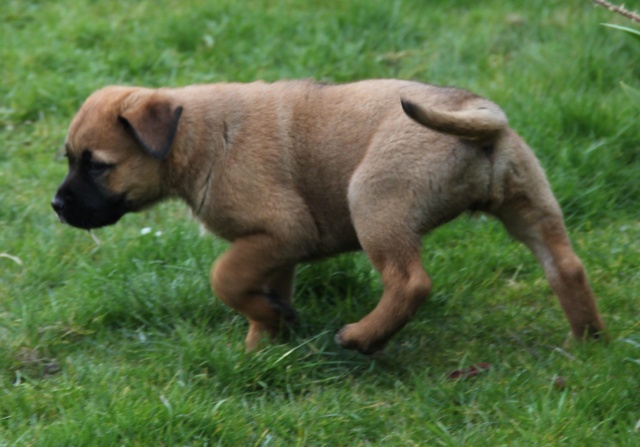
[297,214,360,260]
[313,231,361,260]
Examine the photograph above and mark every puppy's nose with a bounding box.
[51,195,65,213]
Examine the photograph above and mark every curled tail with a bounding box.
[401,99,508,140]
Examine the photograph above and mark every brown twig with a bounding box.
[592,0,640,23]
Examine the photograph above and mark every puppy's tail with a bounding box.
[401,99,508,140]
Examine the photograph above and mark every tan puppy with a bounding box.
[52,79,606,353]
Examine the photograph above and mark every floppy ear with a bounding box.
[118,91,183,160]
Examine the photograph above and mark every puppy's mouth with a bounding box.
[55,213,67,224]
[51,190,131,230]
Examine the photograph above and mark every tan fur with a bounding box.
[63,79,606,353]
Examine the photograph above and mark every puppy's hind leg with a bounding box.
[336,198,432,354]
[494,194,606,341]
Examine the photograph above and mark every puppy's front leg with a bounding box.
[210,235,296,351]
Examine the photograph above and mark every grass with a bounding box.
[1,0,639,445]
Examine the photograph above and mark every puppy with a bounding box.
[52,79,606,353]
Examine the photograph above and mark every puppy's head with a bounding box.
[52,86,183,229]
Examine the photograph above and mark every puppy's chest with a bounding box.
[196,203,254,241]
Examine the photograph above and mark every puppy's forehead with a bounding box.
[65,86,136,157]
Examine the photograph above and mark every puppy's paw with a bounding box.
[263,289,297,324]
[335,324,386,355]
[245,321,278,352]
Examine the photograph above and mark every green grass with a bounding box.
[1,0,640,445]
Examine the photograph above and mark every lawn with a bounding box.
[1,0,639,445]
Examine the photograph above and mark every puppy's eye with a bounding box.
[88,161,113,176]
